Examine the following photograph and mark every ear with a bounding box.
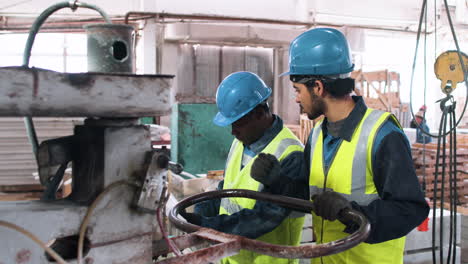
[313,80,325,97]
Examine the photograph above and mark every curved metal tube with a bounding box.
[21,1,111,159]
[22,1,111,67]
[169,189,370,259]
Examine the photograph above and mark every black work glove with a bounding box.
[312,191,351,221]
[251,153,281,187]
[179,209,202,226]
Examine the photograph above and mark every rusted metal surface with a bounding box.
[240,209,369,258]
[156,241,240,264]
[175,95,216,104]
[85,24,135,73]
[0,188,155,263]
[0,124,158,263]
[169,189,315,233]
[153,232,205,257]
[134,152,168,213]
[15,249,31,264]
[169,189,371,260]
[155,229,242,264]
[0,66,174,117]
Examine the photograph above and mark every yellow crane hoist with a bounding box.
[434,50,468,95]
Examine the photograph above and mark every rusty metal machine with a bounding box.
[0,2,176,263]
[0,2,371,264]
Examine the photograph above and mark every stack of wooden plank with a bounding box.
[0,184,43,201]
[285,124,301,142]
[351,70,411,128]
[299,114,314,144]
[297,114,324,144]
[412,140,468,206]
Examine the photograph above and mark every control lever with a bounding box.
[160,189,370,263]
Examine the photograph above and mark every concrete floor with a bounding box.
[298,213,468,264]
[462,215,468,263]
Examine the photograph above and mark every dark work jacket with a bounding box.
[305,96,429,244]
[194,115,308,239]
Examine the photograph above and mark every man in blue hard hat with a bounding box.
[272,27,428,264]
[181,71,307,264]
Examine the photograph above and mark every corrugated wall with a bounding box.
[0,117,82,186]
[161,43,300,127]
[176,44,274,100]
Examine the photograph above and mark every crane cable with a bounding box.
[409,0,468,264]
[430,103,458,264]
[409,0,468,138]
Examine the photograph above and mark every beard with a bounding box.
[306,92,326,120]
[307,112,321,120]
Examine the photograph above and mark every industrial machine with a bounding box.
[0,2,370,263]
[0,2,176,263]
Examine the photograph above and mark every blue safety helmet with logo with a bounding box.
[281,27,354,77]
[213,71,272,127]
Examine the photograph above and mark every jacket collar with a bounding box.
[322,96,367,142]
[245,114,283,154]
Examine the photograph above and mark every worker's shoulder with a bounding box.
[373,118,409,150]
[377,117,404,137]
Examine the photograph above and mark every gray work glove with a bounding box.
[251,153,281,187]
[312,191,351,221]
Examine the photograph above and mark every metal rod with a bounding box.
[122,11,428,33]
[169,189,370,259]
[124,12,313,27]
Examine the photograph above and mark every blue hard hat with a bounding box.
[213,71,272,127]
[281,27,354,76]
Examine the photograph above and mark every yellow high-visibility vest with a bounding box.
[219,126,305,264]
[309,109,405,264]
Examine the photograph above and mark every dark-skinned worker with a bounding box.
[260,28,429,264]
[180,71,308,264]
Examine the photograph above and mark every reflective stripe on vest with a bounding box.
[219,126,306,264]
[221,136,304,218]
[309,110,384,205]
[309,109,406,264]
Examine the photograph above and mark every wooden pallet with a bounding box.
[0,192,41,201]
[298,114,323,144]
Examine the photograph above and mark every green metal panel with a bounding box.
[171,103,234,175]
[140,117,154,124]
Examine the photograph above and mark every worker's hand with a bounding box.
[180,210,202,226]
[312,191,351,221]
[251,153,281,187]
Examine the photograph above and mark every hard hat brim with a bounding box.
[213,111,237,127]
